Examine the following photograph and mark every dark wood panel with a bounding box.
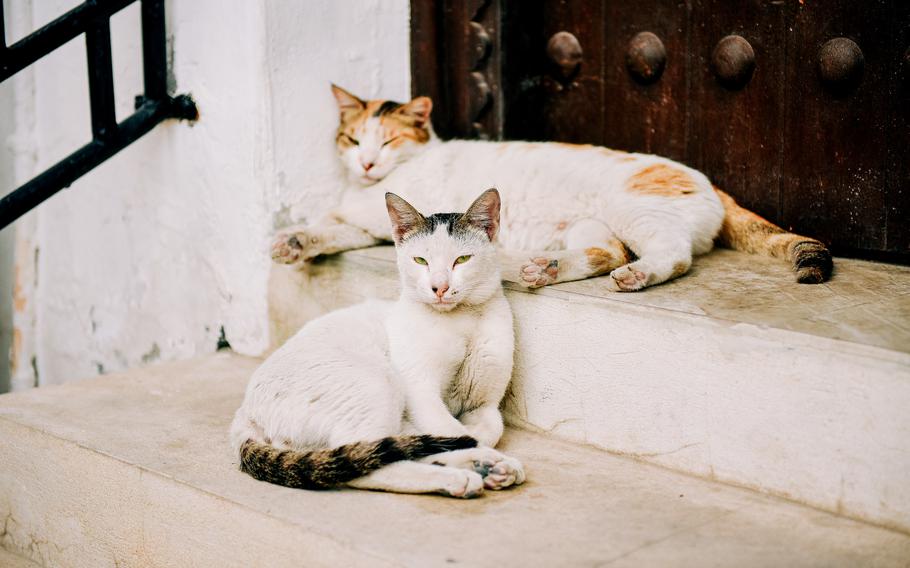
[601,0,689,161]
[410,0,910,262]
[410,1,447,131]
[884,0,910,261]
[686,0,788,223]
[411,0,502,139]
[500,0,606,143]
[781,0,896,254]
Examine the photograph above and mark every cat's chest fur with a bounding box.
[387,296,512,416]
[388,301,478,375]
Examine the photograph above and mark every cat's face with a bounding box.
[386,189,501,312]
[331,84,433,185]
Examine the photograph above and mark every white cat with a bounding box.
[232,189,525,497]
[271,85,832,291]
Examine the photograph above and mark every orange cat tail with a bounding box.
[713,187,833,284]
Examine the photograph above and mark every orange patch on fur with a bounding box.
[714,186,793,258]
[670,261,690,278]
[626,164,699,197]
[395,124,430,144]
[335,130,357,149]
[714,186,832,282]
[380,109,430,143]
[585,241,632,275]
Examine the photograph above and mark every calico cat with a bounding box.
[232,189,525,497]
[271,85,833,291]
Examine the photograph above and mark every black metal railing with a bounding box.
[0,0,197,229]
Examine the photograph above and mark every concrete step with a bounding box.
[0,548,41,568]
[268,246,910,533]
[1,354,908,567]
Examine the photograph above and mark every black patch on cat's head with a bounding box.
[386,190,500,245]
[424,213,461,237]
[374,100,403,117]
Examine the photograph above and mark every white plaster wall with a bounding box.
[5,0,410,386]
[263,0,411,222]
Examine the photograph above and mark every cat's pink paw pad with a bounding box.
[271,231,323,264]
[441,470,485,498]
[271,233,304,264]
[609,265,648,291]
[520,258,559,288]
[473,455,526,490]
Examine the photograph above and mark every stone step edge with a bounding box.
[504,413,910,538]
[328,249,910,366]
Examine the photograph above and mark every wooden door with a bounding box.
[411,0,910,263]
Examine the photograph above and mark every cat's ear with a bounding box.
[459,188,501,241]
[331,84,365,118]
[386,193,427,244]
[397,96,433,127]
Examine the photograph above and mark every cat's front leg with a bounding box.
[459,404,504,447]
[405,386,471,438]
[271,220,381,264]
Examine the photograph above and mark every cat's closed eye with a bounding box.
[382,136,401,147]
[343,133,359,145]
[454,255,472,266]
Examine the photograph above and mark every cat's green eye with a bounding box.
[413,257,428,265]
[454,255,472,265]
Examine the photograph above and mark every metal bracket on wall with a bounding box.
[0,0,198,230]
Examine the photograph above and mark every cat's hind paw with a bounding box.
[440,469,485,499]
[519,257,559,288]
[607,264,648,292]
[472,453,526,490]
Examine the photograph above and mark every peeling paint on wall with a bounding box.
[10,215,38,391]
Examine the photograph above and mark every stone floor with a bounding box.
[0,548,41,568]
[1,354,908,567]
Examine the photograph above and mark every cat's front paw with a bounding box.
[474,453,525,490]
[440,469,485,499]
[271,232,304,264]
[519,257,559,288]
[607,264,648,292]
[271,229,322,264]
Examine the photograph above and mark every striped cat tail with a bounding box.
[239,435,477,490]
[713,187,833,283]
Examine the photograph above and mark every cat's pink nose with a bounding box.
[432,283,449,299]
[362,161,374,171]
